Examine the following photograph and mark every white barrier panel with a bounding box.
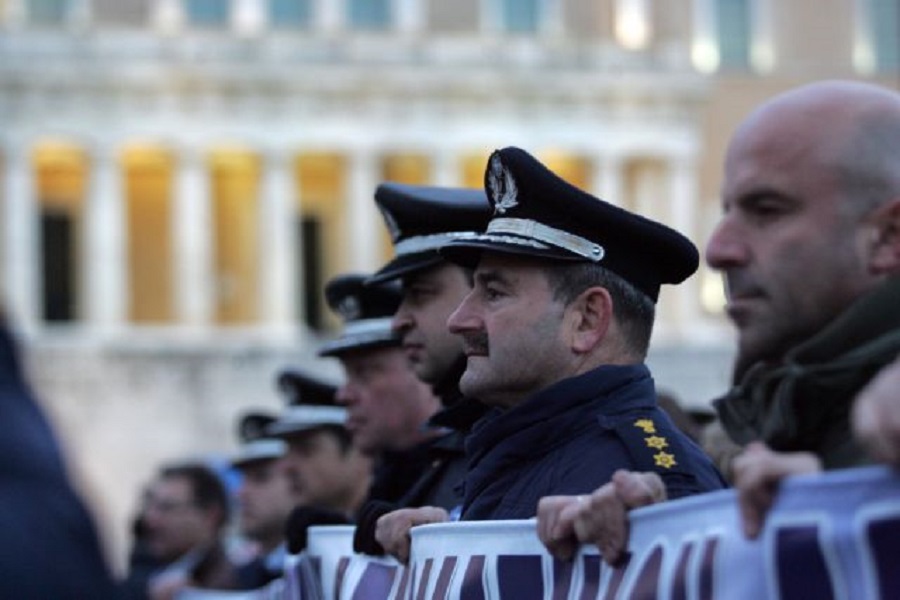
[305,525,408,600]
[304,466,900,599]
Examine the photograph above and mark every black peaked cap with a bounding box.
[318,274,402,357]
[441,147,699,302]
[277,369,338,407]
[368,183,491,284]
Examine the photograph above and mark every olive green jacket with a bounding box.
[715,276,900,469]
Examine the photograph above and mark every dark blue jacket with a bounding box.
[0,323,118,598]
[461,364,727,520]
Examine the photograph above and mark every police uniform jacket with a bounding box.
[461,363,727,520]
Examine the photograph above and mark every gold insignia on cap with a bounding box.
[487,154,519,215]
[634,419,656,434]
[654,452,677,469]
[645,435,668,450]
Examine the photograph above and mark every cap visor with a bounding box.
[367,253,445,285]
[440,236,583,269]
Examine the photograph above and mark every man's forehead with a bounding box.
[152,476,192,498]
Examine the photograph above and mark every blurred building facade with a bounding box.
[1,0,897,571]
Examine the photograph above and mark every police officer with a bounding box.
[230,412,292,589]
[376,147,726,563]
[320,275,442,505]
[352,184,491,554]
[266,370,372,541]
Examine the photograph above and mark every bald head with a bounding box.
[731,80,900,216]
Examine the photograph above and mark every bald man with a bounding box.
[538,80,900,562]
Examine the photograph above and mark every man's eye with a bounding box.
[484,287,503,301]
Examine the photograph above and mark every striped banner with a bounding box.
[303,466,900,600]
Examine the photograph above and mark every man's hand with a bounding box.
[537,470,666,565]
[853,358,900,466]
[732,442,821,539]
[374,506,449,564]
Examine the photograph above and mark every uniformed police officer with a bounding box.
[320,274,443,505]
[230,412,292,589]
[352,184,491,554]
[375,147,726,563]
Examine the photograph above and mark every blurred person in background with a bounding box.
[0,306,117,598]
[230,412,294,589]
[266,370,373,552]
[122,461,237,599]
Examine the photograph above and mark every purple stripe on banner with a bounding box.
[698,537,718,600]
[460,555,486,600]
[414,558,434,600]
[670,540,695,600]
[392,565,412,600]
[551,557,574,600]
[497,555,544,598]
[577,555,601,600]
[601,553,630,600]
[432,556,458,599]
[336,556,351,599]
[867,516,900,598]
[628,546,663,600]
[775,526,835,600]
[351,563,398,600]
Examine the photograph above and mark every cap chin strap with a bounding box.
[487,218,605,262]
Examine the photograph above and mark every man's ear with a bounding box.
[568,286,613,354]
[869,199,900,274]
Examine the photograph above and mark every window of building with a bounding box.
[501,0,539,33]
[35,142,87,323]
[270,0,310,28]
[864,0,900,72]
[348,0,391,31]
[185,0,229,27]
[715,0,750,70]
[26,0,67,26]
[692,0,769,73]
[295,153,347,331]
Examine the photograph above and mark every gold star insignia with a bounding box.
[645,436,668,450]
[634,419,656,434]
[654,452,677,469]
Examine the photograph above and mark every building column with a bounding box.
[669,154,701,329]
[432,149,458,187]
[593,154,624,205]
[314,0,343,34]
[84,144,126,332]
[68,0,92,31]
[395,0,424,35]
[1,0,26,29]
[2,140,39,331]
[347,149,381,272]
[259,149,298,332]
[233,0,265,37]
[173,147,213,328]
[153,0,184,34]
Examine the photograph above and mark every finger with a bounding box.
[613,471,666,507]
